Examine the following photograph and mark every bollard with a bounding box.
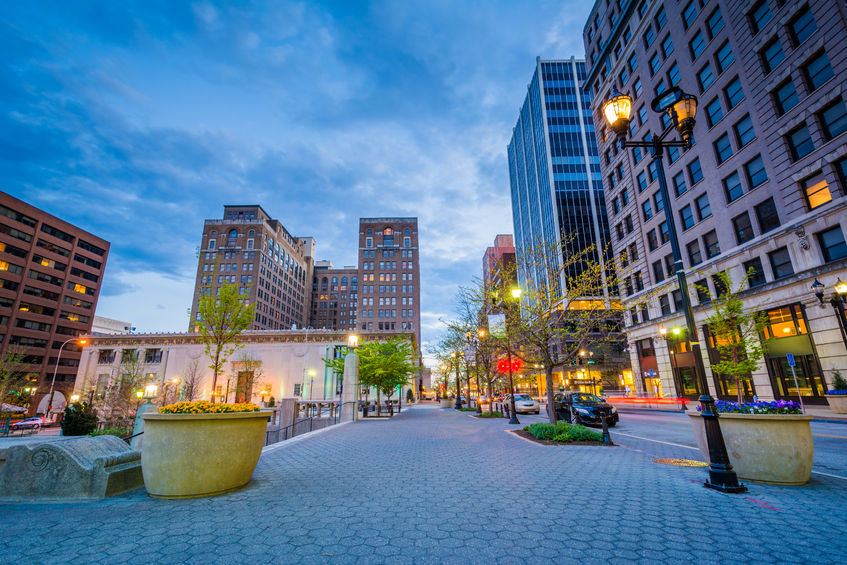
[389,403,394,417]
[363,403,369,418]
[598,406,613,446]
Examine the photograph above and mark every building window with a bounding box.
[633,77,643,96]
[707,8,724,39]
[787,126,815,161]
[761,39,785,74]
[773,80,799,115]
[713,77,736,108]
[754,198,780,233]
[695,193,711,220]
[656,5,667,28]
[817,227,847,262]
[637,171,648,192]
[714,134,733,164]
[659,295,671,315]
[680,205,695,231]
[745,155,768,188]
[768,247,794,279]
[688,158,703,184]
[629,52,638,72]
[749,1,772,34]
[209,240,216,250]
[653,191,664,213]
[696,279,711,304]
[642,201,653,221]
[803,174,832,209]
[789,6,817,45]
[653,260,665,283]
[705,98,723,127]
[638,105,648,125]
[673,171,688,197]
[698,64,715,91]
[732,212,755,244]
[682,2,698,29]
[668,146,681,164]
[744,258,767,288]
[804,51,834,91]
[704,230,721,259]
[644,26,655,48]
[668,62,680,86]
[690,31,705,59]
[715,42,734,73]
[661,35,674,57]
[649,53,662,75]
[724,171,744,203]
[659,221,670,244]
[366,237,373,248]
[647,229,659,251]
[819,100,847,141]
[734,114,756,147]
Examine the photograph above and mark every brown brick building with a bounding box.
[189,205,314,331]
[583,0,847,402]
[309,261,358,331]
[357,218,421,349]
[0,191,109,415]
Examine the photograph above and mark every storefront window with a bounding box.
[763,304,807,338]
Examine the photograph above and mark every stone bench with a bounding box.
[0,435,143,500]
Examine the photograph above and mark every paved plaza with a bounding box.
[2,405,847,564]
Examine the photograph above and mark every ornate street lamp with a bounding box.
[45,337,87,419]
[814,279,847,349]
[604,86,745,493]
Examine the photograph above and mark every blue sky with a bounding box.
[2,1,592,359]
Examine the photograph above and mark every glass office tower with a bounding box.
[507,57,611,296]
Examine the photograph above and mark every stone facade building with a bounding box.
[188,205,315,332]
[0,191,109,415]
[309,261,358,331]
[583,0,847,402]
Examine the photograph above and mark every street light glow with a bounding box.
[511,287,522,299]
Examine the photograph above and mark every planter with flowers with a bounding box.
[825,371,847,414]
[141,401,269,498]
[687,400,812,485]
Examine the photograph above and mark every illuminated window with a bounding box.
[763,305,807,339]
[803,175,832,209]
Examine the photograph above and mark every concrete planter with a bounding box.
[439,399,454,408]
[825,394,847,414]
[687,411,813,485]
[141,411,269,498]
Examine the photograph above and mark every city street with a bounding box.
[517,408,847,480]
[3,404,847,564]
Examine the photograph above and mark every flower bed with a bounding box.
[700,399,802,415]
[826,390,847,395]
[524,422,603,443]
[476,411,503,418]
[158,401,260,414]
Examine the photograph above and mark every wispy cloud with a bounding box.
[1,0,592,353]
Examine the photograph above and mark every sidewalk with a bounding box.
[2,404,846,564]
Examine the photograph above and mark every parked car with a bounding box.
[10,417,46,431]
[504,393,540,414]
[553,393,618,426]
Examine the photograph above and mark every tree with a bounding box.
[701,270,768,404]
[0,346,28,407]
[358,337,418,415]
[181,357,204,402]
[106,352,146,419]
[196,282,256,399]
[493,237,643,424]
[232,352,264,403]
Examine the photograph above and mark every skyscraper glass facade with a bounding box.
[508,58,609,294]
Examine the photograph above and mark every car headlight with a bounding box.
[576,408,590,415]
[610,407,617,413]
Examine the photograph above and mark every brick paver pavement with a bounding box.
[2,404,846,564]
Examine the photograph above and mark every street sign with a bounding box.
[786,353,795,367]
[648,369,655,379]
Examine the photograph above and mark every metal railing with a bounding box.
[264,401,356,447]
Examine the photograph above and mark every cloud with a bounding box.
[1,0,594,353]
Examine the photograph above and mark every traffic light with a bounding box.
[497,358,523,373]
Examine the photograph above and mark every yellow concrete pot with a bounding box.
[439,399,454,408]
[141,411,268,498]
[687,411,813,485]
[825,394,847,414]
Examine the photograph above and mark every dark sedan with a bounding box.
[553,393,619,426]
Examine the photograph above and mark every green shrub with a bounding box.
[478,411,503,418]
[832,371,847,391]
[524,421,603,443]
[524,422,557,440]
[406,389,414,402]
[460,407,477,412]
[89,427,130,438]
[61,403,98,436]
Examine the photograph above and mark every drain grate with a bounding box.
[653,458,708,467]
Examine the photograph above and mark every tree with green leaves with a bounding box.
[0,345,27,408]
[358,337,418,414]
[701,270,768,404]
[196,282,256,399]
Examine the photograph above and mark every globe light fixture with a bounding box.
[347,334,359,348]
[603,89,633,137]
[811,278,825,305]
[835,278,847,296]
[511,287,522,300]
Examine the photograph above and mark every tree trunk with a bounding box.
[737,378,742,405]
[377,388,382,417]
[487,378,493,415]
[545,365,557,424]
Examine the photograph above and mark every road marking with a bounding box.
[813,433,847,439]
[614,432,847,481]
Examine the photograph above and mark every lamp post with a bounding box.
[453,352,462,409]
[604,86,745,493]
[814,278,847,349]
[492,287,523,425]
[45,337,87,420]
[171,377,182,402]
[474,329,485,414]
[579,350,596,395]
[308,369,316,401]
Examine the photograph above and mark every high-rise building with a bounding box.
[309,261,358,331]
[583,0,847,403]
[189,205,314,331]
[482,234,516,288]
[357,218,421,348]
[508,57,612,293]
[0,191,109,415]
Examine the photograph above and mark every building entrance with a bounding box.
[767,355,827,404]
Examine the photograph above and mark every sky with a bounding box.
[1,0,593,362]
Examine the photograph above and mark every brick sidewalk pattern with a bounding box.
[2,405,846,564]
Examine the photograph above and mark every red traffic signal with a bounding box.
[497,358,523,373]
